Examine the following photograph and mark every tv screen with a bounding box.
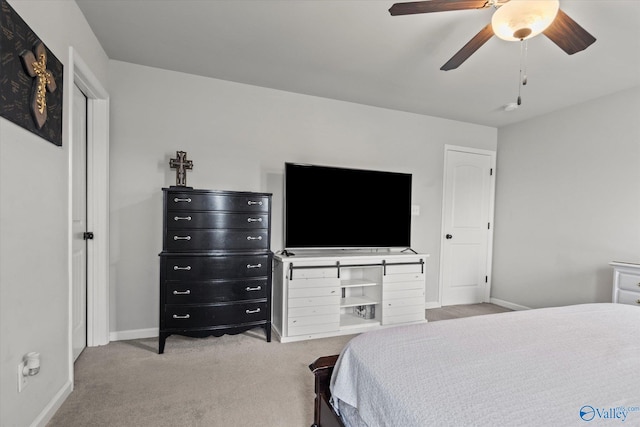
[284,163,412,249]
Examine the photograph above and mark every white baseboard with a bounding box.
[109,328,158,342]
[490,298,531,311]
[425,301,441,309]
[32,380,72,427]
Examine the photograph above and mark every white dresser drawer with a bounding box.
[288,322,339,337]
[289,305,338,317]
[384,298,424,309]
[383,288,425,300]
[383,279,424,291]
[289,286,339,299]
[288,295,340,308]
[384,272,424,283]
[617,290,640,306]
[288,313,340,329]
[289,277,340,288]
[385,263,423,275]
[383,311,425,325]
[618,273,640,292]
[289,267,338,279]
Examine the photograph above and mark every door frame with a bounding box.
[438,144,496,306]
[67,47,110,376]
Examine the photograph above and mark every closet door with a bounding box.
[440,146,495,306]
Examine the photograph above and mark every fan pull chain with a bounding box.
[517,39,528,106]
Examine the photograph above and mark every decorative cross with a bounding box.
[20,41,57,129]
[169,151,193,187]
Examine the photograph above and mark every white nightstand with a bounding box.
[610,262,640,307]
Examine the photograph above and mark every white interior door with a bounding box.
[440,147,495,306]
[72,84,88,360]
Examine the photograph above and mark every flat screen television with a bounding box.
[284,162,412,249]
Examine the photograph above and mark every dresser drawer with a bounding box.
[167,192,269,212]
[166,278,268,304]
[165,229,269,251]
[167,211,269,230]
[164,254,271,280]
[617,290,640,306]
[164,301,268,329]
[618,272,640,292]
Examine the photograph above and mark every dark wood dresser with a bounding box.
[159,187,273,353]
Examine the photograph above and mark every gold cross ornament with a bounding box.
[20,41,57,129]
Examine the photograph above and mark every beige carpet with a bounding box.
[48,304,510,427]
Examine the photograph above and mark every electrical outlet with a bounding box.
[17,362,27,392]
[411,205,420,216]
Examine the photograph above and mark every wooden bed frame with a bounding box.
[309,355,346,427]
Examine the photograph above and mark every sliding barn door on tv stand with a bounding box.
[272,252,429,343]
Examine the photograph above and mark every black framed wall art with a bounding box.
[0,0,63,146]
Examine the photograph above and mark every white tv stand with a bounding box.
[272,251,429,342]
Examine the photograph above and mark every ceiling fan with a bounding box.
[389,0,596,71]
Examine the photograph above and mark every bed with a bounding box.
[309,303,640,426]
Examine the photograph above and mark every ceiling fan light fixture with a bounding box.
[491,0,560,41]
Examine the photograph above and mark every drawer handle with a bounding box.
[247,217,263,223]
[246,308,261,314]
[247,263,262,269]
[174,216,192,221]
[246,236,263,241]
[173,265,192,271]
[245,286,262,291]
[172,314,190,319]
[247,200,263,206]
[173,235,192,240]
[173,290,191,295]
[173,197,192,203]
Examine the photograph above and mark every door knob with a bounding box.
[445,234,453,239]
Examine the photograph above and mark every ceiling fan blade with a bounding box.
[543,9,596,55]
[389,0,488,16]
[441,23,494,71]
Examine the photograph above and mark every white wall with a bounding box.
[108,60,497,336]
[0,1,108,425]
[492,86,640,308]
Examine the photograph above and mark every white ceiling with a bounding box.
[76,0,640,128]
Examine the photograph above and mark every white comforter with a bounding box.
[330,304,640,426]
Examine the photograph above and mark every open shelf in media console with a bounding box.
[340,296,379,308]
[340,314,380,329]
